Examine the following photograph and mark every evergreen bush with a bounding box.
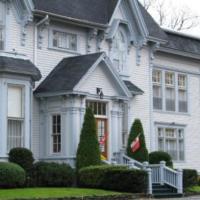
[0,162,26,188]
[78,165,147,193]
[149,151,173,167]
[76,108,101,171]
[8,147,34,173]
[183,169,198,188]
[126,119,149,162]
[30,162,74,187]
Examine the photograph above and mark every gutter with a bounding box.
[34,10,108,30]
[34,15,49,65]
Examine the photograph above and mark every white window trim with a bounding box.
[48,26,80,54]
[155,123,186,162]
[50,113,62,155]
[153,69,188,114]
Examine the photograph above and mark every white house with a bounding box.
[0,0,200,174]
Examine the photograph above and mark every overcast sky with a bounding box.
[144,0,200,37]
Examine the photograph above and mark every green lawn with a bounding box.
[186,186,200,193]
[0,188,122,200]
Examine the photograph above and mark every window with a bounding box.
[52,30,77,51]
[7,86,24,151]
[152,69,188,113]
[52,115,61,153]
[157,126,184,161]
[112,29,127,74]
[178,74,187,112]
[153,70,162,110]
[86,101,107,116]
[0,1,5,50]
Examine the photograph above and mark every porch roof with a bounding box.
[123,80,144,95]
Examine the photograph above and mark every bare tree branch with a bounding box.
[139,0,200,31]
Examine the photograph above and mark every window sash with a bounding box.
[7,119,24,152]
[157,127,184,161]
[86,101,107,116]
[52,30,77,51]
[52,115,61,153]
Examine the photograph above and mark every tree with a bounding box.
[126,119,149,162]
[76,108,101,171]
[139,0,199,31]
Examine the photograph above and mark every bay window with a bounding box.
[157,126,184,161]
[7,86,24,151]
[52,114,61,153]
[152,69,188,113]
[52,30,77,51]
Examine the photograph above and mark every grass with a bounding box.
[0,188,122,200]
[186,185,200,193]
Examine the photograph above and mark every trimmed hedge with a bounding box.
[78,165,147,193]
[30,162,74,187]
[183,169,198,188]
[0,162,26,188]
[149,151,173,167]
[9,148,34,173]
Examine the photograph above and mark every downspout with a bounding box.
[34,15,49,65]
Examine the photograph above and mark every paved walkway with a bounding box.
[144,196,200,200]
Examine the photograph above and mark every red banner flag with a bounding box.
[130,134,140,153]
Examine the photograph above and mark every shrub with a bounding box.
[149,151,173,167]
[0,162,26,188]
[126,119,149,162]
[30,162,74,187]
[9,148,34,173]
[78,165,147,193]
[76,108,101,171]
[183,169,198,188]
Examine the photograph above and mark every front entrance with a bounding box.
[96,118,108,159]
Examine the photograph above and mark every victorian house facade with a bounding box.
[1,0,200,172]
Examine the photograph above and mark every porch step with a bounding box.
[152,184,183,198]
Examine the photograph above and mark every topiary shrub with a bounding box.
[149,151,173,167]
[0,162,26,188]
[8,147,34,173]
[183,169,198,188]
[76,108,101,171]
[126,119,149,162]
[30,162,74,187]
[78,165,147,193]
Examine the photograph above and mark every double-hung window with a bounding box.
[165,72,175,111]
[0,1,5,50]
[52,30,77,51]
[7,86,24,151]
[153,70,162,110]
[157,126,184,161]
[178,74,187,112]
[152,69,188,113]
[52,114,61,154]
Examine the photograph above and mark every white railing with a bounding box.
[113,150,183,195]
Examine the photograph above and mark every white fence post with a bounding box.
[160,161,166,185]
[147,168,152,195]
[177,169,183,194]
[143,161,149,170]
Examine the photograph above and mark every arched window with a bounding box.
[112,29,128,74]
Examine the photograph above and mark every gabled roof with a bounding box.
[33,0,118,26]
[123,80,144,95]
[35,53,103,94]
[0,56,41,81]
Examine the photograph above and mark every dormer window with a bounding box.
[112,29,128,75]
[0,1,5,51]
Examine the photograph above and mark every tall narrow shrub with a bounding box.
[76,108,101,171]
[126,119,149,162]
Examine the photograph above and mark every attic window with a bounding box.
[52,30,77,51]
